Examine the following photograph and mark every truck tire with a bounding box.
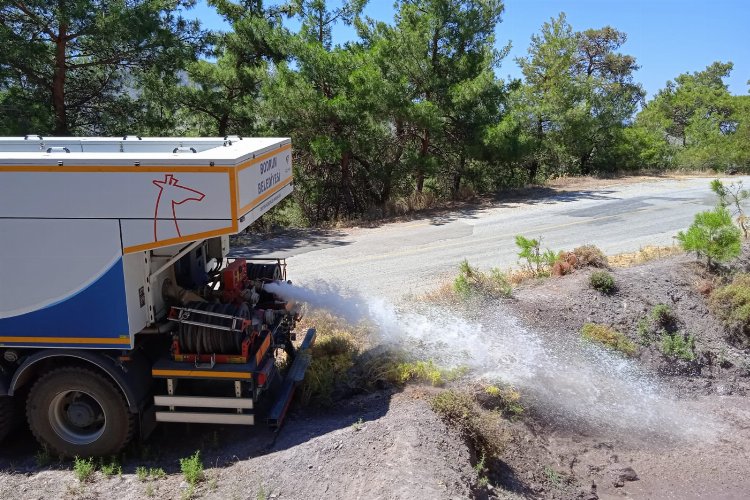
[26,367,134,457]
[0,397,16,443]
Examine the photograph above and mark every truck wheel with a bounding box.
[26,367,134,457]
[0,397,16,443]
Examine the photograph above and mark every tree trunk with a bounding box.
[416,129,429,193]
[52,22,69,136]
[218,113,229,137]
[340,150,355,214]
[528,159,539,184]
[452,152,466,199]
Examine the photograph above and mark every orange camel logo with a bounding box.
[152,174,206,241]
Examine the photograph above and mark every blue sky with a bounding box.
[192,0,749,99]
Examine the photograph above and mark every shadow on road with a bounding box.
[230,228,351,258]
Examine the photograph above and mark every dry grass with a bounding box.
[431,389,511,458]
[608,245,682,267]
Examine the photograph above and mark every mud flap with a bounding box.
[267,328,316,428]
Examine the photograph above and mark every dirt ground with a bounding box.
[1,249,749,499]
[498,252,750,500]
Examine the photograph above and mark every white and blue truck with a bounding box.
[0,136,315,457]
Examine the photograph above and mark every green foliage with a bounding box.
[432,390,508,458]
[676,206,742,266]
[99,458,121,478]
[179,451,204,486]
[650,304,676,328]
[515,235,558,276]
[299,332,357,406]
[73,456,96,483]
[453,260,512,299]
[709,273,750,339]
[34,447,52,468]
[580,323,637,356]
[479,384,524,419]
[660,333,696,361]
[392,360,467,387]
[544,466,563,488]
[638,62,750,171]
[0,0,204,135]
[589,271,616,294]
[711,179,750,237]
[136,466,149,482]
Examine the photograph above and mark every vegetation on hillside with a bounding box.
[1,1,748,224]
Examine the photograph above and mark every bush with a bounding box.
[453,260,512,299]
[515,235,558,276]
[580,323,637,356]
[589,270,616,294]
[676,206,741,267]
[475,383,524,419]
[572,245,609,268]
[299,333,357,406]
[660,333,696,361]
[709,273,750,339]
[432,390,508,457]
[650,304,677,330]
[73,456,96,483]
[179,451,204,486]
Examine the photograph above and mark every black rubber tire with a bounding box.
[0,397,16,443]
[26,367,134,457]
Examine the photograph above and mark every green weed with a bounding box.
[179,451,204,486]
[544,465,562,487]
[710,273,750,339]
[581,323,637,356]
[660,332,696,361]
[136,466,148,481]
[34,447,52,468]
[99,457,121,478]
[589,270,615,294]
[454,260,512,299]
[73,456,96,483]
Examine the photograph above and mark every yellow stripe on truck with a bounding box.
[151,369,252,380]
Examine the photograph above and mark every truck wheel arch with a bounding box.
[9,349,151,413]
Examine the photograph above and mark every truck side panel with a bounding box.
[0,219,131,348]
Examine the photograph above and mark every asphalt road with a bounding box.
[238,176,749,298]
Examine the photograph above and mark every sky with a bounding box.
[191,0,749,99]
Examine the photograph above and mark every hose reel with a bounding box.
[176,301,251,355]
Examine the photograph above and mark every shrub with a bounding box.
[589,270,616,294]
[709,273,750,339]
[476,383,524,418]
[99,458,121,478]
[73,456,96,483]
[660,333,696,361]
[580,323,637,356]
[179,451,204,486]
[431,390,508,457]
[299,333,357,406]
[515,235,558,276]
[676,206,741,267]
[453,260,512,299]
[572,244,609,268]
[711,179,750,238]
[391,360,467,387]
[650,304,676,329]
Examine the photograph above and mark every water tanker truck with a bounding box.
[0,136,315,457]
